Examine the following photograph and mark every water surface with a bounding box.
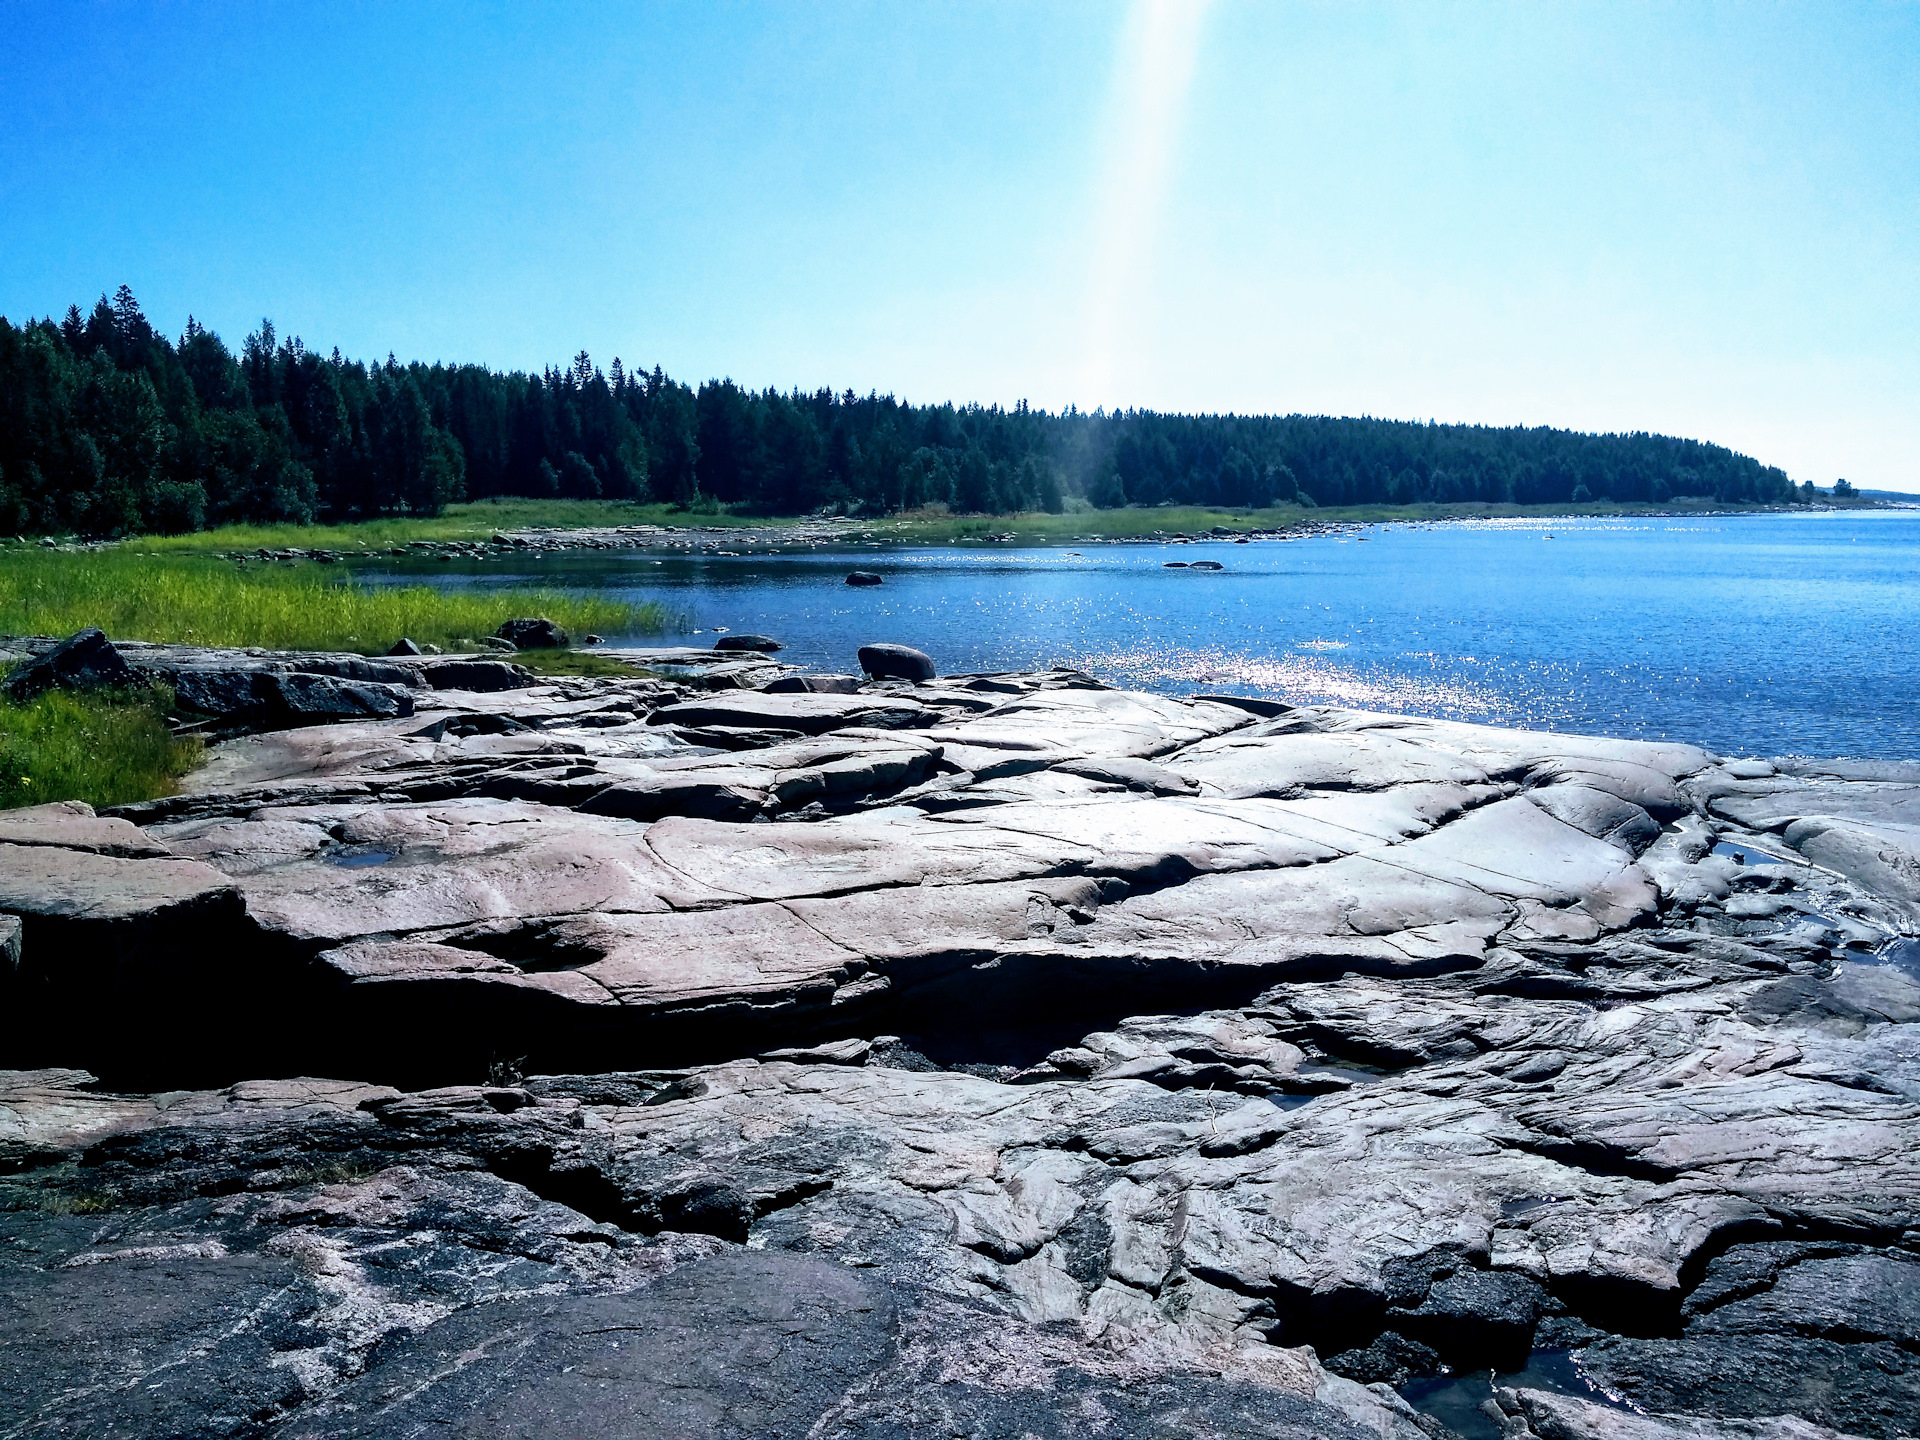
[361,510,1920,758]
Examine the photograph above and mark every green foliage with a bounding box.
[0,549,665,652]
[0,286,1805,540]
[0,685,200,810]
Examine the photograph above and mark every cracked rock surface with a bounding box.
[1,648,1916,1439]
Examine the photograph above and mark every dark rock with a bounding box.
[168,670,414,728]
[845,570,884,586]
[715,634,783,652]
[415,659,537,692]
[1194,694,1295,719]
[1191,560,1225,570]
[857,643,936,681]
[5,628,136,700]
[763,674,863,694]
[1581,1333,1920,1440]
[496,618,569,649]
[385,638,423,656]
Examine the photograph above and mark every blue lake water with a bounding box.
[360,510,1920,759]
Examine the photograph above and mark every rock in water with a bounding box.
[715,634,783,653]
[857,643,935,681]
[495,618,569,649]
[845,570,884,586]
[4,628,136,700]
[386,637,423,656]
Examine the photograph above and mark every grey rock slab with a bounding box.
[0,799,176,857]
[1491,1386,1870,1440]
[156,799,722,944]
[0,840,240,927]
[1165,728,1491,797]
[1780,817,1920,922]
[932,687,1253,761]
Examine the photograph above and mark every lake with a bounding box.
[360,509,1920,760]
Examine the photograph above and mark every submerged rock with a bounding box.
[845,570,884,586]
[714,633,782,652]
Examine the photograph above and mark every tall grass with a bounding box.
[0,686,201,810]
[0,550,663,652]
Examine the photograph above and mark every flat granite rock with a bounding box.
[5,659,1920,1440]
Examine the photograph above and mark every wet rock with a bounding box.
[4,627,136,700]
[846,570,884,586]
[859,643,936,681]
[714,633,782,652]
[496,617,569,649]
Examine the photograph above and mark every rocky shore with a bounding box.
[2,634,1917,1440]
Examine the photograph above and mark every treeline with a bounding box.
[0,287,1807,536]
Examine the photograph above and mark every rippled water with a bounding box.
[360,510,1920,759]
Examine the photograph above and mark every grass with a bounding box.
[0,685,201,810]
[0,548,665,653]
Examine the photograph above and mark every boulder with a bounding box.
[714,634,783,652]
[496,618,569,649]
[858,643,935,682]
[4,628,136,700]
[385,638,423,656]
[845,570,884,586]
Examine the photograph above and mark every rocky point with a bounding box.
[1,632,1915,1440]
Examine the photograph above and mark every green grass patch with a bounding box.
[0,686,201,810]
[506,648,654,678]
[0,549,665,653]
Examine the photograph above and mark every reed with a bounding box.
[0,549,663,652]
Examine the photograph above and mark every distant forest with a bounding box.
[0,287,1811,536]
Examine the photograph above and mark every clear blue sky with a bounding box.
[2,2,1915,489]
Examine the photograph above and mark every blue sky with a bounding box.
[2,2,1915,489]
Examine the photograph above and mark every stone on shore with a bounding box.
[4,627,136,700]
[858,642,936,681]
